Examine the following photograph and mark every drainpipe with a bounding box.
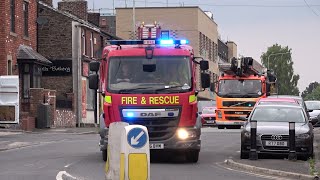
[72,21,82,127]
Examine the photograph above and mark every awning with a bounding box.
[17,45,52,66]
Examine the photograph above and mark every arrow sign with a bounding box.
[127,127,148,149]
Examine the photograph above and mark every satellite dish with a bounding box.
[36,17,48,25]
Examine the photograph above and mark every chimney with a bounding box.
[41,0,53,6]
[226,41,238,61]
[58,0,88,21]
[88,13,100,27]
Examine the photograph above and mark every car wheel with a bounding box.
[218,126,225,129]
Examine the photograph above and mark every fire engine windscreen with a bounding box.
[108,56,191,93]
[218,79,262,98]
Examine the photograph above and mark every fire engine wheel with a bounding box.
[185,150,199,163]
[218,126,225,129]
[102,150,108,161]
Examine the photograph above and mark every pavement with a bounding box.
[0,127,99,152]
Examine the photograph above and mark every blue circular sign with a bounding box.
[127,128,147,149]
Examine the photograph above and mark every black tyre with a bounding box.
[102,149,108,161]
[186,150,200,163]
[218,126,225,129]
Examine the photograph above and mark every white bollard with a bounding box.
[105,122,129,180]
[105,123,150,180]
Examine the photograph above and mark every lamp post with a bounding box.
[132,0,136,40]
[267,52,290,69]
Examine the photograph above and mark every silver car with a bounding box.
[241,104,314,160]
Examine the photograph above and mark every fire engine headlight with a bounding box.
[176,128,197,140]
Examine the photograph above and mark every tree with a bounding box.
[305,86,320,100]
[261,44,300,95]
[301,81,319,99]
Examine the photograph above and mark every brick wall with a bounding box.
[88,13,100,27]
[41,76,73,99]
[0,0,38,76]
[58,0,88,21]
[38,4,73,59]
[55,109,76,127]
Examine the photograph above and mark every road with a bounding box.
[0,128,272,180]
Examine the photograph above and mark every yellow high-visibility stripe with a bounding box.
[189,94,197,103]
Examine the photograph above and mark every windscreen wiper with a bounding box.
[154,85,188,93]
[118,87,154,94]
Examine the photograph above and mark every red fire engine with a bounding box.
[89,22,210,162]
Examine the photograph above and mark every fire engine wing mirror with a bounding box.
[201,73,210,89]
[90,61,100,72]
[89,74,99,90]
[200,60,209,71]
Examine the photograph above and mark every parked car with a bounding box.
[241,103,314,160]
[267,95,310,118]
[305,101,320,127]
[200,106,216,126]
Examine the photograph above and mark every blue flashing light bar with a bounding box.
[109,39,189,46]
[126,112,134,117]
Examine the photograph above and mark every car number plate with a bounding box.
[265,141,287,147]
[206,120,215,123]
[150,143,164,149]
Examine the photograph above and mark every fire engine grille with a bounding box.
[120,107,181,141]
[222,101,256,107]
[226,116,244,121]
[224,111,250,115]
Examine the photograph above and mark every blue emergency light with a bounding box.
[126,112,134,117]
[109,39,189,46]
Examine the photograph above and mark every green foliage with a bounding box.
[261,44,300,95]
[302,82,319,99]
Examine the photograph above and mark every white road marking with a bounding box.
[56,170,76,180]
[215,162,291,180]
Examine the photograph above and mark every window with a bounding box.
[33,65,41,88]
[82,30,86,55]
[86,74,95,110]
[7,60,12,75]
[10,0,15,32]
[23,64,30,98]
[23,1,29,37]
[90,32,94,57]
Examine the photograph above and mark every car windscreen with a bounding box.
[250,106,306,123]
[305,101,320,110]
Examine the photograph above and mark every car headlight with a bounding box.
[296,133,310,139]
[176,128,197,140]
[243,131,260,138]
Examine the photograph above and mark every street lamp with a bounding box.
[267,52,290,69]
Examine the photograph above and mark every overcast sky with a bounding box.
[53,0,320,92]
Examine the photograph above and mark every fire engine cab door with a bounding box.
[0,76,19,124]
